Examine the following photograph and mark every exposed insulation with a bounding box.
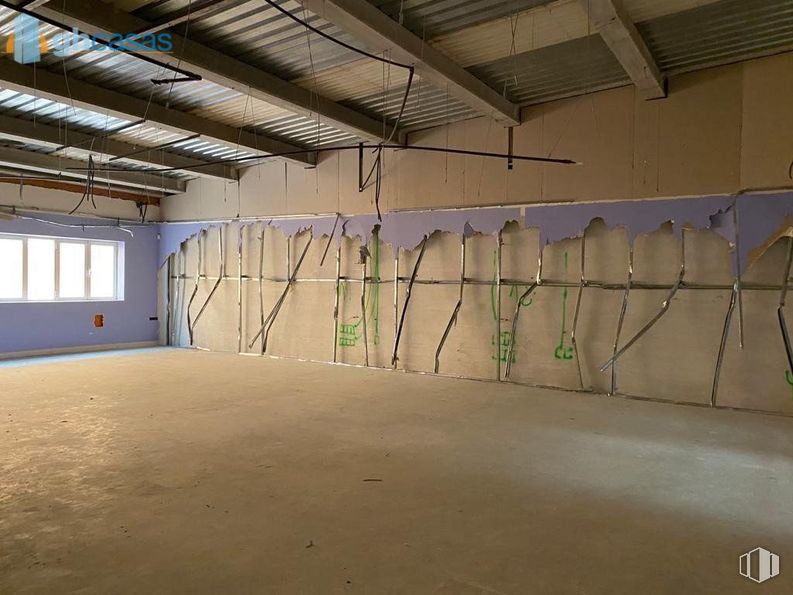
[161,208,793,416]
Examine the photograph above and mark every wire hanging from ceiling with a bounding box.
[68,155,97,215]
[264,0,414,221]
[0,0,201,85]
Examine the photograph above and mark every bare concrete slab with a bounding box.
[1,349,791,594]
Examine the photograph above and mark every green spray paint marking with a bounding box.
[554,251,574,360]
[338,234,381,348]
[492,331,516,363]
[489,249,533,362]
[786,370,793,398]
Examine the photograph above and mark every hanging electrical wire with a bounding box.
[263,0,414,221]
[68,155,97,215]
[0,0,201,85]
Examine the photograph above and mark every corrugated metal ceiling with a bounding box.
[468,35,630,105]
[0,0,787,186]
[638,0,793,75]
[134,0,363,80]
[366,0,555,39]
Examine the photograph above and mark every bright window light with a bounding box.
[0,237,23,299]
[59,242,86,299]
[0,234,122,303]
[27,238,55,300]
[90,243,116,298]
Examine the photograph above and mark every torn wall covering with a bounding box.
[158,192,793,271]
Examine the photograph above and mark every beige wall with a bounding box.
[165,219,793,415]
[163,52,793,221]
[1,182,160,221]
[160,52,793,415]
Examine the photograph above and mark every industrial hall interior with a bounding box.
[1,0,793,593]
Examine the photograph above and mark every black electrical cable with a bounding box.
[65,143,578,174]
[0,0,202,85]
[262,0,416,220]
[68,155,96,215]
[262,0,412,70]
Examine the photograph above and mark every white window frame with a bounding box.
[0,232,124,303]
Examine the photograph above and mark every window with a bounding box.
[0,233,123,302]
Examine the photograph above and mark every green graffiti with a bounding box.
[786,370,793,397]
[491,331,516,363]
[338,323,358,347]
[489,249,533,363]
[338,234,381,348]
[554,251,574,361]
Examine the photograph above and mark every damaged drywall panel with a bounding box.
[161,208,793,415]
[719,238,793,413]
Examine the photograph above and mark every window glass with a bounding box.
[90,244,116,298]
[27,238,55,300]
[59,242,86,298]
[0,238,23,299]
[0,235,121,302]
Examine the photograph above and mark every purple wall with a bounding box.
[0,214,159,354]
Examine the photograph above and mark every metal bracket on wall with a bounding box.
[732,206,745,349]
[186,229,205,346]
[609,246,633,395]
[361,245,369,367]
[165,255,172,345]
[332,241,342,363]
[189,227,224,346]
[777,237,793,380]
[570,233,587,389]
[495,231,502,380]
[392,236,428,368]
[248,234,313,352]
[237,225,244,354]
[600,229,687,373]
[435,235,466,373]
[392,247,399,369]
[173,248,185,346]
[504,246,544,380]
[258,227,266,355]
[711,279,739,407]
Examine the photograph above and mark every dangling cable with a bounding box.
[265,0,415,221]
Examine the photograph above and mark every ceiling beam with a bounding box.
[0,58,314,167]
[28,0,400,143]
[0,114,237,180]
[0,144,185,193]
[0,176,160,205]
[134,0,235,36]
[578,0,666,99]
[301,0,521,127]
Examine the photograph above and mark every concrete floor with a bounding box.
[1,350,792,594]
